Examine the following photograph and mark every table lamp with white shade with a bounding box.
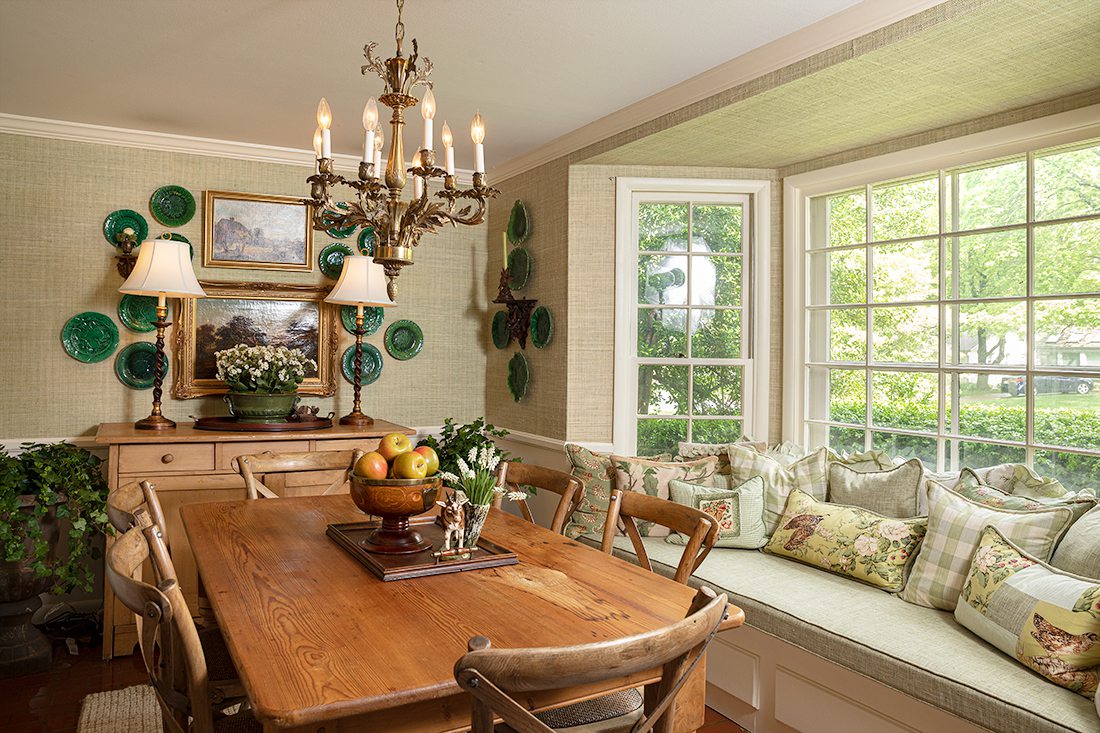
[325,255,394,425]
[119,237,206,430]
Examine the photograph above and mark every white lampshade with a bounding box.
[119,239,206,298]
[325,255,394,306]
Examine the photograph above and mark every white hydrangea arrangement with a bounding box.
[215,344,317,394]
[440,445,526,507]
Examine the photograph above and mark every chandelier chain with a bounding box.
[394,0,405,51]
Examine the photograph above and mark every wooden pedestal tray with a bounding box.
[327,516,518,581]
[193,415,333,432]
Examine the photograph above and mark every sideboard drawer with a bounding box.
[118,443,214,474]
[216,440,311,470]
[314,437,382,453]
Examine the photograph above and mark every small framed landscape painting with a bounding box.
[203,190,313,271]
[172,281,338,398]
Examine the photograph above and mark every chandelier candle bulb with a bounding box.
[411,152,423,198]
[471,111,485,173]
[421,89,435,151]
[317,97,332,158]
[373,127,384,175]
[362,97,378,162]
[441,121,455,175]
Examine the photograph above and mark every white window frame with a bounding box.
[614,177,772,454]
[783,104,1100,460]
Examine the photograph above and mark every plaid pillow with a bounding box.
[726,444,829,536]
[561,445,669,539]
[899,481,1074,611]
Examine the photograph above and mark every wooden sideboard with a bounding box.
[95,420,414,659]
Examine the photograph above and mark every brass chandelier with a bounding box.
[306,0,498,300]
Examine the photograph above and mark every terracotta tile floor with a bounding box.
[1,641,747,733]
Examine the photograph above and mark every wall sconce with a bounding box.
[115,227,139,278]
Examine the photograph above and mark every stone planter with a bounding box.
[224,392,300,423]
[0,498,60,678]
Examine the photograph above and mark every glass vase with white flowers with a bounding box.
[440,445,525,548]
[215,344,317,423]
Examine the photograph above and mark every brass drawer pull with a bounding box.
[161,453,175,464]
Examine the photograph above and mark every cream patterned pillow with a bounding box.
[561,445,670,539]
[956,526,1100,699]
[957,468,1096,523]
[900,481,1074,611]
[726,444,828,536]
[609,456,719,537]
[666,476,767,549]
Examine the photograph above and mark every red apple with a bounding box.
[354,451,388,480]
[393,451,428,479]
[413,446,440,476]
[377,432,413,462]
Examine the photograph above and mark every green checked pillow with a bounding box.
[726,444,829,536]
[609,456,720,538]
[956,526,1100,699]
[562,445,670,539]
[763,489,927,592]
[666,476,767,549]
[899,481,1074,611]
[957,468,1096,523]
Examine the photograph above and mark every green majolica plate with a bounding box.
[324,202,357,239]
[507,351,529,402]
[341,344,383,385]
[115,342,164,389]
[319,242,354,279]
[62,312,119,363]
[118,294,169,333]
[507,200,529,245]
[530,306,553,349]
[357,227,376,256]
[507,246,531,290]
[491,310,510,349]
[385,320,423,361]
[103,209,148,247]
[150,185,196,227]
[340,305,384,335]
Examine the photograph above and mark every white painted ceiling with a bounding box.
[0,0,860,167]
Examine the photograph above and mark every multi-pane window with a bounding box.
[627,193,752,454]
[804,140,1100,489]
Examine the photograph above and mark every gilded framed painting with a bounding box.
[203,190,314,271]
[173,281,338,398]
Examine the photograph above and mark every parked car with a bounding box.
[1001,375,1093,396]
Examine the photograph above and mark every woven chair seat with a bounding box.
[200,627,239,682]
[530,688,643,731]
[213,710,262,732]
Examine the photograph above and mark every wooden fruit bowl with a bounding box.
[349,474,442,555]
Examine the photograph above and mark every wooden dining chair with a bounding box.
[494,462,585,535]
[107,479,167,538]
[600,489,718,585]
[232,449,365,500]
[106,509,258,733]
[455,586,729,733]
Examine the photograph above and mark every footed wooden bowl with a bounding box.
[349,475,441,555]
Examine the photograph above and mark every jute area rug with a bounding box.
[78,684,160,733]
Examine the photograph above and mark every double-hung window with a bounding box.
[799,138,1100,489]
[615,178,770,455]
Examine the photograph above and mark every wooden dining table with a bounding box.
[181,494,744,733]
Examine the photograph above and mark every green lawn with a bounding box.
[960,392,1096,410]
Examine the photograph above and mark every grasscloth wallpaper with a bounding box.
[0,134,487,438]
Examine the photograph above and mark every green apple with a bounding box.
[393,451,428,479]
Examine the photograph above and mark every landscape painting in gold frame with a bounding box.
[203,190,313,271]
[173,281,338,399]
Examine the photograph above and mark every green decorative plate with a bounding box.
[149,185,196,227]
[507,200,529,245]
[341,344,383,385]
[491,310,510,349]
[384,320,423,361]
[115,342,164,389]
[357,227,376,256]
[529,306,553,349]
[507,246,531,291]
[61,312,119,363]
[118,294,169,333]
[319,242,354,279]
[507,351,529,402]
[103,209,148,247]
[323,202,357,239]
[341,305,384,335]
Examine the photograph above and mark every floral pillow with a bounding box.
[561,445,670,539]
[608,456,720,537]
[957,468,1096,522]
[727,444,829,536]
[763,489,927,592]
[666,476,767,549]
[956,526,1100,699]
[676,438,767,475]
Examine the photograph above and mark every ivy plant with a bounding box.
[417,417,517,480]
[0,443,110,593]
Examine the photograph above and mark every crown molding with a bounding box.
[0,113,475,183]
[488,0,948,183]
